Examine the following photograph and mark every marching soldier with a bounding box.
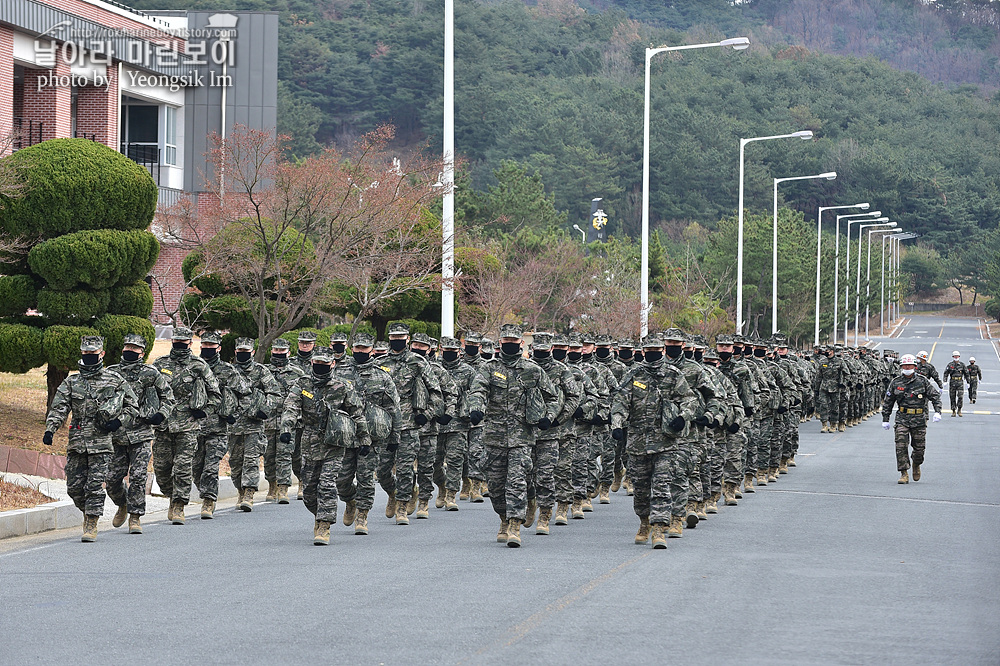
[411,332,457,519]
[916,350,943,390]
[715,335,755,505]
[460,331,488,502]
[593,334,625,503]
[437,336,482,512]
[883,353,942,484]
[967,357,982,404]
[942,351,968,417]
[264,338,306,504]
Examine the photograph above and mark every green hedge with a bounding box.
[202,295,260,338]
[109,281,154,318]
[0,275,38,317]
[181,251,227,296]
[95,315,155,364]
[387,319,441,340]
[0,139,157,238]
[28,229,159,290]
[0,323,45,373]
[36,287,111,324]
[42,324,100,369]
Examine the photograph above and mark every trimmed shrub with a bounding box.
[94,315,156,364]
[42,324,100,369]
[0,274,38,317]
[109,281,154,318]
[28,229,159,290]
[320,323,376,343]
[387,319,441,340]
[0,323,45,373]
[0,139,157,238]
[36,287,110,324]
[181,251,227,297]
[202,295,259,338]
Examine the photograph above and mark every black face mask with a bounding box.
[533,350,551,360]
[754,349,766,358]
[235,351,253,363]
[568,351,582,362]
[694,350,703,362]
[390,339,407,352]
[201,348,218,360]
[271,352,287,361]
[501,342,521,356]
[582,352,593,362]
[718,351,733,362]
[634,352,644,363]
[733,346,743,356]
[443,350,460,362]
[332,343,346,355]
[298,348,313,360]
[81,353,102,366]
[312,363,331,376]
[172,341,189,351]
[552,349,567,361]
[664,345,683,359]
[618,350,633,361]
[410,347,427,356]
[595,348,611,359]
[121,350,142,363]
[481,352,494,360]
[643,350,663,363]
[353,352,371,364]
[683,350,694,360]
[465,345,480,357]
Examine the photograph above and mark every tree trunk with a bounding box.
[46,364,69,409]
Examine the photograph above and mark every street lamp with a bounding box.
[735,129,813,334]
[843,214,886,344]
[641,36,750,336]
[441,0,456,337]
[771,171,837,334]
[572,224,586,243]
[833,211,880,344]
[853,221,895,344]
[815,203,870,345]
[865,226,898,340]
[880,232,917,335]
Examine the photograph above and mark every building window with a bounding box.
[164,106,177,166]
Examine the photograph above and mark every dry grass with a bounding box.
[0,478,55,511]
[0,368,64,455]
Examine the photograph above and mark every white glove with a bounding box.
[882,422,891,430]
[932,412,942,423]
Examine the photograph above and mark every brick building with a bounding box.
[0,0,278,321]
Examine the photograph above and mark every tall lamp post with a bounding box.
[865,226,899,340]
[844,215,887,344]
[441,0,455,337]
[771,171,837,334]
[853,221,895,344]
[735,130,814,334]
[641,37,750,336]
[833,211,880,344]
[815,203,870,345]
[880,232,917,335]
[572,224,586,243]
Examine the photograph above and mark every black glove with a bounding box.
[668,416,686,433]
[695,415,711,427]
[147,412,165,426]
[837,383,846,389]
[414,414,429,427]
[358,445,371,457]
[226,415,237,425]
[279,432,292,444]
[574,406,586,420]
[744,406,754,418]
[777,406,788,414]
[437,413,453,426]
[590,415,607,426]
[727,422,741,434]
[708,418,720,429]
[792,398,801,406]
[536,417,551,431]
[551,419,560,427]
[254,410,268,421]
[42,431,53,446]
[190,408,207,420]
[611,428,624,441]
[101,418,122,432]
[469,410,484,426]
[388,439,399,452]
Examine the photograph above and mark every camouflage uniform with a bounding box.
[942,358,967,415]
[883,372,941,474]
[264,338,306,491]
[152,328,221,507]
[552,336,598,516]
[290,331,318,490]
[814,348,845,429]
[438,337,483,501]
[413,333,458,509]
[460,333,488,492]
[968,361,982,403]
[592,334,625,496]
[611,338,636,486]
[917,358,943,389]
[228,338,283,495]
[774,335,808,465]
[565,335,606,510]
[715,335,755,501]
[106,334,175,517]
[45,336,139,520]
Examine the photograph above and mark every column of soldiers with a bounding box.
[47,325,872,548]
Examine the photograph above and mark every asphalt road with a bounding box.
[2,315,998,665]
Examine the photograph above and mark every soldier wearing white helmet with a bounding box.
[942,351,968,417]
[882,354,942,484]
[914,350,943,389]
[967,357,982,404]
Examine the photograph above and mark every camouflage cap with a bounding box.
[617,338,635,349]
[715,334,734,345]
[235,337,256,350]
[532,332,554,350]
[80,335,104,352]
[640,334,663,348]
[387,322,410,336]
[463,331,483,344]
[567,333,583,348]
[352,332,376,348]
[661,327,686,342]
[773,333,789,348]
[440,336,462,350]
[271,337,290,350]
[412,332,433,346]
[329,331,348,343]
[703,349,720,361]
[428,337,439,346]
[499,323,523,339]
[311,346,334,363]
[171,327,193,341]
[595,334,614,346]
[297,330,317,342]
[374,340,390,352]
[692,334,708,349]
[552,334,569,347]
[581,332,596,345]
[733,334,748,345]
[122,333,147,349]
[480,338,495,351]
[201,331,223,345]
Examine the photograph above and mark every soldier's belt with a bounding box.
[901,408,924,414]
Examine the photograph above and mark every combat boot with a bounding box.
[354,510,369,535]
[696,501,708,521]
[406,488,418,515]
[480,480,490,498]
[838,421,846,432]
[445,490,459,511]
[958,408,963,417]
[343,500,357,526]
[723,483,738,506]
[734,484,743,499]
[554,502,569,525]
[435,484,446,509]
[416,498,429,519]
[768,467,779,483]
[171,500,186,524]
[128,514,142,534]
[787,455,797,467]
[385,491,396,519]
[470,480,484,503]
[634,516,650,544]
[460,477,472,501]
[778,459,789,474]
[571,499,585,519]
[506,520,522,548]
[297,479,305,500]
[239,489,254,512]
[496,517,509,543]
[611,469,624,493]
[81,515,98,542]
[912,465,921,482]
[650,524,667,549]
[395,502,409,525]
[112,504,127,528]
[743,473,756,493]
[599,483,611,504]
[706,493,720,514]
[756,470,768,486]
[898,470,909,484]
[625,476,634,496]
[276,485,290,504]
[314,520,331,545]
[266,480,277,502]
[821,421,830,433]
[536,509,551,535]
[581,498,594,512]
[588,486,598,499]
[524,499,537,528]
[951,409,956,417]
[166,501,176,522]
[685,502,699,528]
[667,515,683,538]
[201,499,215,519]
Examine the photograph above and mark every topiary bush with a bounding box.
[181,250,227,296]
[36,287,111,324]
[0,275,38,317]
[0,323,46,373]
[42,324,100,369]
[28,229,159,290]
[95,314,156,364]
[109,281,154,318]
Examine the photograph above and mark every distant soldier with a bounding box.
[264,338,306,504]
[291,330,318,373]
[612,338,636,494]
[915,350,943,389]
[883,353,942,484]
[942,351,968,417]
[106,333,174,534]
[437,336,482,512]
[592,334,625,503]
[714,334,755,506]
[967,357,982,404]
[411,332,457,518]
[44,336,139,542]
[460,331,488,502]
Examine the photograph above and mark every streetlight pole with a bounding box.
[880,232,916,335]
[833,211,880,344]
[641,37,750,337]
[866,226,898,340]
[572,224,586,244]
[815,203,869,345]
[771,172,837,334]
[736,129,814,335]
[441,0,455,337]
[844,215,887,344]
[854,221,895,344]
